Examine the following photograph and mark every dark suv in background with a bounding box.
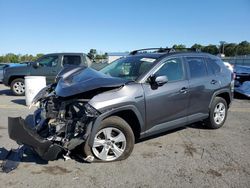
[8,48,233,162]
[3,53,91,95]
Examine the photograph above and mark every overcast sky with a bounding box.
[0,0,249,55]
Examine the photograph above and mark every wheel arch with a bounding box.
[88,105,144,147]
[209,89,232,109]
[9,76,25,85]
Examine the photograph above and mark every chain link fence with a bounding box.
[222,55,250,66]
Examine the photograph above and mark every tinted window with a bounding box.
[187,57,207,78]
[155,58,184,82]
[206,58,221,75]
[63,55,81,66]
[37,56,58,67]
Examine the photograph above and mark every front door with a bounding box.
[143,57,189,134]
[30,55,59,84]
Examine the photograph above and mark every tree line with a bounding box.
[0,53,44,63]
[189,40,250,56]
[0,41,250,63]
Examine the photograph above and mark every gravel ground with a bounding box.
[0,84,249,188]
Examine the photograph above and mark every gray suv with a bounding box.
[8,48,233,162]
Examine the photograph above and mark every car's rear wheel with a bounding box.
[11,78,25,96]
[205,97,228,129]
[83,116,135,162]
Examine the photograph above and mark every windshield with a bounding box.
[100,56,156,81]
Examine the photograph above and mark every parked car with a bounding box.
[8,48,233,162]
[0,63,27,83]
[234,65,250,97]
[3,53,92,95]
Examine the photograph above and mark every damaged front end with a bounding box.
[8,67,127,161]
[8,92,99,161]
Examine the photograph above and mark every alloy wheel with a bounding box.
[92,127,126,161]
[213,102,226,125]
[13,81,25,95]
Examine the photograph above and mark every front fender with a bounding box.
[88,105,144,147]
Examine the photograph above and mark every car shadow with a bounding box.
[11,99,26,106]
[0,88,13,96]
[234,92,250,100]
[136,127,185,144]
[186,121,211,130]
[18,147,48,164]
[0,146,48,165]
[136,122,209,144]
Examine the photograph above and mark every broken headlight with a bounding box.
[84,103,99,117]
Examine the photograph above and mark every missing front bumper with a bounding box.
[8,117,63,161]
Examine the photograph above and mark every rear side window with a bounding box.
[187,57,207,78]
[63,55,81,66]
[206,58,221,75]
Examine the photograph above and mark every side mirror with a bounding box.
[32,62,40,69]
[147,75,156,84]
[148,75,168,86]
[155,76,168,86]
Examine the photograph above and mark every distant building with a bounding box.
[107,52,129,63]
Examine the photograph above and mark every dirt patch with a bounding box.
[22,164,31,168]
[183,143,197,157]
[76,167,84,172]
[175,168,193,183]
[31,171,42,175]
[5,181,18,186]
[146,141,163,148]
[141,152,157,158]
[32,166,71,175]
[207,169,222,177]
[219,164,250,176]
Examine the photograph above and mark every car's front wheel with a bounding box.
[205,97,228,129]
[83,116,135,162]
[11,78,25,96]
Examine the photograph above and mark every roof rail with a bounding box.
[130,47,201,55]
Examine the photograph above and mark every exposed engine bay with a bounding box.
[9,86,98,161]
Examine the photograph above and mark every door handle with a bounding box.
[210,80,218,84]
[179,87,188,94]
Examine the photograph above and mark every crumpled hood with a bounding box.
[55,67,128,97]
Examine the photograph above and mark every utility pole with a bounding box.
[220,41,226,55]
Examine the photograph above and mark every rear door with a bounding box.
[143,57,189,134]
[30,55,59,84]
[185,56,220,121]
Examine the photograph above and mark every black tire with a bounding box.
[205,97,228,129]
[11,78,25,96]
[83,116,135,162]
